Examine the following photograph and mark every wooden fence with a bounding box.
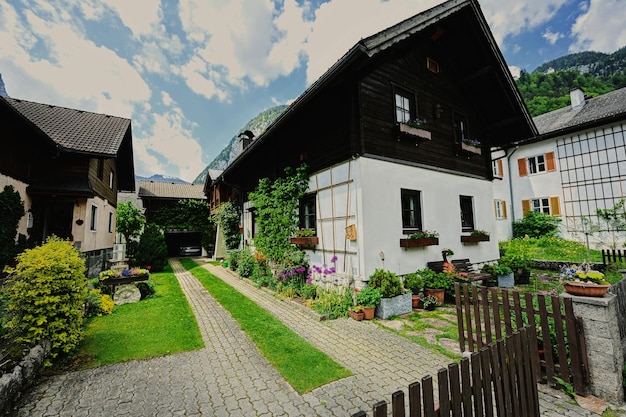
[350,328,539,417]
[602,249,626,265]
[454,283,589,395]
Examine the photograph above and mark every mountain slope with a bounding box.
[193,105,287,184]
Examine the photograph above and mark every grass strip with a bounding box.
[76,265,204,368]
[180,258,351,393]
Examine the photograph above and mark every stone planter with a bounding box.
[375,293,412,319]
[497,273,514,288]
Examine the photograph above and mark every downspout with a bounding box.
[506,146,519,236]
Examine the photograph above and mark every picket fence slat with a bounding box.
[455,283,588,395]
[351,328,539,417]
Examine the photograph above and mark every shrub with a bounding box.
[368,269,403,298]
[227,249,241,271]
[512,211,561,238]
[403,273,424,294]
[355,286,382,307]
[299,283,318,299]
[4,237,87,358]
[236,249,255,278]
[212,201,241,250]
[311,287,352,319]
[132,223,168,271]
[417,268,453,290]
[83,289,114,317]
[136,280,156,299]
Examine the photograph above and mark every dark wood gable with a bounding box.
[216,0,536,197]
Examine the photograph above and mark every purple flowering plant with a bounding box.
[406,117,428,129]
[306,255,338,284]
[461,137,481,147]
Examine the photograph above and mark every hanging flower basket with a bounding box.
[290,236,319,245]
[399,123,432,140]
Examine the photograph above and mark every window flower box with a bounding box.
[399,123,432,141]
[460,142,481,155]
[290,236,319,246]
[400,237,439,248]
[460,234,490,243]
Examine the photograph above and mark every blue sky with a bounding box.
[1,0,624,182]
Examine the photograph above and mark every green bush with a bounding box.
[368,269,403,298]
[136,280,156,299]
[236,249,255,278]
[311,288,352,319]
[227,249,241,271]
[356,286,382,307]
[132,223,168,271]
[83,289,114,317]
[403,273,424,294]
[4,237,87,358]
[512,211,561,238]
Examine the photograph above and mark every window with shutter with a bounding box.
[518,158,528,177]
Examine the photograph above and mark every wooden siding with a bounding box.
[359,37,491,179]
[88,158,118,204]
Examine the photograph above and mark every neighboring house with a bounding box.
[0,96,135,275]
[207,0,536,284]
[504,87,626,247]
[137,180,208,256]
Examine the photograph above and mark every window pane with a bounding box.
[460,196,474,230]
[401,189,421,229]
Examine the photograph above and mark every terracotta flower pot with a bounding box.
[412,295,421,309]
[563,281,610,297]
[363,307,375,320]
[348,309,364,321]
[424,288,445,306]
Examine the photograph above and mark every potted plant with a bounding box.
[560,263,610,297]
[403,273,424,308]
[355,286,382,320]
[483,262,514,288]
[419,268,451,306]
[422,295,438,311]
[400,230,439,248]
[368,269,412,319]
[501,253,532,285]
[348,305,365,321]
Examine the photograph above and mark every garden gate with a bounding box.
[454,283,589,395]
[351,327,539,417]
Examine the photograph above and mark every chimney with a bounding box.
[238,130,255,151]
[570,88,585,110]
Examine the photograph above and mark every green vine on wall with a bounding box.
[249,164,309,265]
[212,201,241,250]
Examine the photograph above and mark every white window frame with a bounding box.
[395,93,411,124]
[531,197,551,214]
[492,160,502,177]
[527,154,546,175]
[494,199,506,219]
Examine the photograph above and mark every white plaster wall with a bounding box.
[491,149,513,241]
[351,157,500,281]
[0,174,31,238]
[79,197,115,252]
[509,139,563,225]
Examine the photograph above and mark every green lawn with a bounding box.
[76,265,204,368]
[180,258,352,393]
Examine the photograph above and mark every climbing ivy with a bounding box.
[211,201,241,250]
[153,199,215,251]
[248,164,309,265]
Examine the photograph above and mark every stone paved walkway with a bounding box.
[13,258,607,416]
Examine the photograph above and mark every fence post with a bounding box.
[562,292,624,403]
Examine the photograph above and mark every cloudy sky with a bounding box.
[1,0,625,183]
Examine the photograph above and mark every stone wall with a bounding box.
[0,340,50,415]
[564,290,624,403]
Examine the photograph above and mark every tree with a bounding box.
[131,223,168,271]
[0,185,25,269]
[116,200,145,243]
[152,199,215,252]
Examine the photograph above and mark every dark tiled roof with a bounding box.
[1,97,130,156]
[138,181,207,200]
[534,87,626,135]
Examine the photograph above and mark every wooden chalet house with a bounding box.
[208,0,536,283]
[0,97,135,275]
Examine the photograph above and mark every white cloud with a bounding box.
[569,0,626,53]
[100,0,161,38]
[508,66,521,80]
[542,29,563,45]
